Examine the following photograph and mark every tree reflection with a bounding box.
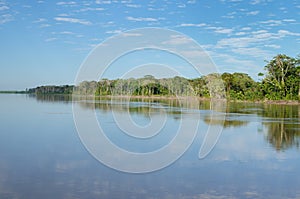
[203,117,248,128]
[203,102,249,128]
[30,94,72,103]
[74,96,202,120]
[264,120,300,151]
[30,94,300,152]
[262,105,300,151]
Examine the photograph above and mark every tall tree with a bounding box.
[263,54,298,98]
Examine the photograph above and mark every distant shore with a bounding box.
[0,91,28,94]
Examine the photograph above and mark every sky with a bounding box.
[0,0,299,90]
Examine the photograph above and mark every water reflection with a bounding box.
[204,117,249,128]
[228,103,300,151]
[29,94,72,103]
[1,94,300,199]
[264,120,300,151]
[33,94,300,152]
[261,105,300,151]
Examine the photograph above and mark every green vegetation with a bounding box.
[20,54,300,101]
[0,90,28,94]
[73,54,299,101]
[260,54,300,100]
[28,85,74,94]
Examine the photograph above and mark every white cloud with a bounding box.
[0,14,13,24]
[206,26,233,34]
[90,38,102,42]
[260,19,282,26]
[57,13,70,17]
[0,1,11,24]
[95,0,112,4]
[282,19,296,22]
[54,17,92,25]
[215,29,290,49]
[60,31,75,35]
[232,47,271,57]
[179,23,206,27]
[56,1,77,5]
[187,0,197,4]
[33,18,46,23]
[126,4,141,8]
[0,5,9,11]
[162,35,193,45]
[179,23,233,34]
[241,27,251,31]
[39,24,51,28]
[265,44,280,49]
[106,29,122,34]
[221,55,255,67]
[177,3,186,8]
[211,27,234,34]
[235,32,246,36]
[222,11,237,19]
[126,16,158,22]
[246,10,259,15]
[278,30,300,37]
[217,37,247,48]
[104,31,142,37]
[220,0,242,2]
[179,50,208,58]
[76,7,105,12]
[212,53,260,75]
[22,5,31,8]
[212,29,299,58]
[45,37,57,42]
[260,19,298,27]
[120,0,131,3]
[107,21,114,24]
[279,7,287,11]
[121,33,142,37]
[250,0,261,4]
[250,0,273,5]
[147,2,166,11]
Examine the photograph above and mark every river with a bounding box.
[0,94,299,199]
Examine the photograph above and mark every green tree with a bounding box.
[263,54,298,99]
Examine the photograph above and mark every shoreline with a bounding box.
[227,99,300,105]
[74,94,300,105]
[1,92,299,105]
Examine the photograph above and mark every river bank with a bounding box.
[80,94,300,105]
[1,92,299,105]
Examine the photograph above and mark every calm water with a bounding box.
[0,94,300,199]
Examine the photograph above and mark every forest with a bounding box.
[29,54,300,101]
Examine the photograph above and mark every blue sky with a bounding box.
[0,0,299,90]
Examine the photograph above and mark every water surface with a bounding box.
[0,94,300,199]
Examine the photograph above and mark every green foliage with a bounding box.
[24,54,300,101]
[262,54,299,100]
[28,85,74,94]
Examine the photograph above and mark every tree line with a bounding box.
[28,54,300,101]
[28,85,74,94]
